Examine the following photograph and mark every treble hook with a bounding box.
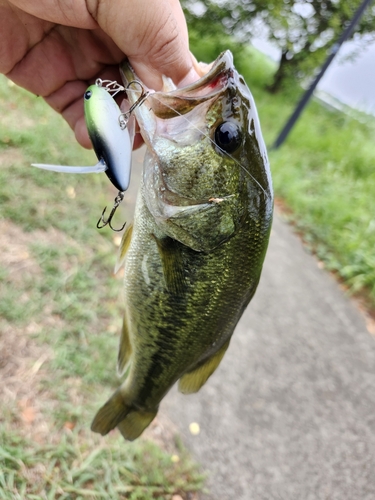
[118,81,150,129]
[127,80,150,110]
[97,191,126,232]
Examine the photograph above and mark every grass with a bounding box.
[2,38,375,496]
[0,76,205,498]
[191,38,375,308]
[0,428,201,500]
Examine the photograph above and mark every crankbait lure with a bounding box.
[32,79,148,231]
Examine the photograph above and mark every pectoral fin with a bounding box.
[153,235,186,294]
[178,339,230,394]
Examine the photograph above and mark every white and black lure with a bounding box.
[32,80,143,231]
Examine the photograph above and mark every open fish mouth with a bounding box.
[120,51,234,145]
[120,51,271,224]
[120,52,242,219]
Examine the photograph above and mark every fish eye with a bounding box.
[214,122,242,154]
[84,90,93,100]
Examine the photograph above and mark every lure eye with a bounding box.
[84,90,93,100]
[214,122,242,154]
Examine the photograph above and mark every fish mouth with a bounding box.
[120,49,233,95]
[119,51,236,220]
[119,51,234,140]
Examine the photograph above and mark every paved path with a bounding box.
[162,212,375,500]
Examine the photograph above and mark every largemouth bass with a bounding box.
[91,51,273,441]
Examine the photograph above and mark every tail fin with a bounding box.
[91,388,157,440]
[91,389,130,435]
[117,409,157,441]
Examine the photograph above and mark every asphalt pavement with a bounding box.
[162,212,375,500]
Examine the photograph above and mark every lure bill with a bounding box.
[31,161,107,175]
[90,51,274,441]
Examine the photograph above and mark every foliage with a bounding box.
[268,105,375,300]
[183,0,375,91]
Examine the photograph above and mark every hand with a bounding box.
[0,0,199,148]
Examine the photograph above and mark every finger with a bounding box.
[74,114,92,148]
[44,79,87,115]
[8,26,123,97]
[8,0,98,28]
[43,80,91,148]
[89,0,199,90]
[133,133,144,150]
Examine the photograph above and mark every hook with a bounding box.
[118,82,149,130]
[127,80,150,112]
[97,192,126,232]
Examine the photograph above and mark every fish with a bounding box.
[91,50,273,441]
[32,83,134,193]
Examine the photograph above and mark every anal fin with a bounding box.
[178,339,230,394]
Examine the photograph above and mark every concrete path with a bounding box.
[162,212,375,500]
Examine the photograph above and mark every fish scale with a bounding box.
[91,51,273,441]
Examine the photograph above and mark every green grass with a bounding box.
[0,76,205,498]
[265,87,375,301]
[191,39,375,305]
[0,428,202,500]
[2,39,375,495]
[268,110,375,298]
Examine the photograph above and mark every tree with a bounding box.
[182,0,375,92]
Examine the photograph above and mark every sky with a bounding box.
[318,40,375,115]
[252,36,375,116]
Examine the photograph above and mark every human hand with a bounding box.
[0,0,199,148]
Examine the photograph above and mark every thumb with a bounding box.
[89,0,199,88]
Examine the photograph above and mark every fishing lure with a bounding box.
[33,79,148,231]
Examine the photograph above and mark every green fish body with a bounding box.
[91,51,273,440]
